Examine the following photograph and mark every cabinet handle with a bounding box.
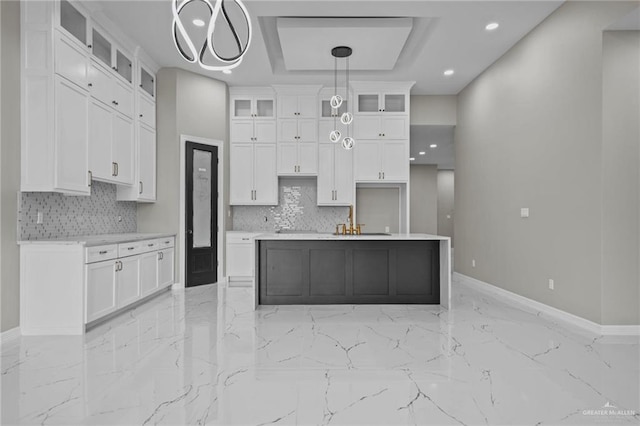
[99,250,108,255]
[242,238,250,241]
[139,114,143,118]
[112,67,118,71]
[148,243,155,247]
[382,172,385,179]
[164,240,170,244]
[115,163,119,176]
[378,172,381,179]
[127,246,135,250]
[112,162,117,176]
[159,252,163,260]
[88,170,92,187]
[88,44,92,48]
[88,83,93,87]
[139,181,143,194]
[382,133,385,137]
[254,190,257,200]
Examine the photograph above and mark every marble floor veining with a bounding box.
[1,278,639,425]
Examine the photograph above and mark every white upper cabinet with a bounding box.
[355,92,408,114]
[139,62,155,99]
[354,115,408,140]
[232,96,275,119]
[230,143,278,205]
[317,143,353,206]
[354,140,409,182]
[22,0,159,197]
[278,95,317,118]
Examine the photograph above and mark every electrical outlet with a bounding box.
[472,259,476,268]
[117,215,122,222]
[264,216,268,222]
[521,208,530,218]
[385,226,390,233]
[36,211,43,224]
[548,279,554,290]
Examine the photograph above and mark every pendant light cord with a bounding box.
[334,55,338,129]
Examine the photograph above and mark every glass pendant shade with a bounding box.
[340,112,353,125]
[342,137,354,150]
[329,130,341,143]
[330,95,343,109]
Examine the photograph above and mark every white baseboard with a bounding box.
[453,272,640,336]
[0,327,21,344]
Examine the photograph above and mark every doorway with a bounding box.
[185,141,218,287]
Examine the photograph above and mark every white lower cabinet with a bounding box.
[116,255,140,307]
[226,232,259,280]
[86,260,118,323]
[139,251,159,298]
[158,247,175,288]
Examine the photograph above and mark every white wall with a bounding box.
[601,31,640,325]
[409,165,438,234]
[137,68,229,284]
[437,170,454,242]
[455,1,637,324]
[356,188,400,233]
[1,0,20,332]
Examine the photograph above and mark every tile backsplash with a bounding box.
[232,178,349,233]
[19,181,137,240]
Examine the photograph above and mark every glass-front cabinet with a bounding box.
[139,65,155,98]
[356,92,407,114]
[321,99,349,118]
[116,49,133,83]
[232,97,275,119]
[59,0,88,46]
[91,28,111,66]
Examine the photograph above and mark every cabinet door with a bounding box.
[89,100,113,181]
[139,66,155,98]
[354,116,382,140]
[278,95,298,118]
[59,0,88,46]
[138,94,155,129]
[297,96,317,117]
[319,120,348,144]
[112,114,134,185]
[254,121,276,143]
[354,141,381,181]
[381,141,409,181]
[138,125,156,201]
[91,28,112,68]
[277,142,299,175]
[139,251,158,297]
[230,144,255,204]
[158,248,175,288]
[357,93,380,113]
[254,144,278,204]
[86,260,117,323]
[116,256,140,308]
[317,144,335,205]
[113,80,133,118]
[298,119,318,143]
[54,77,90,194]
[231,120,254,143]
[88,60,113,106]
[254,98,275,118]
[115,49,133,84]
[55,32,88,89]
[334,145,354,204]
[383,94,406,113]
[278,119,298,142]
[226,244,253,277]
[232,98,253,118]
[297,142,318,175]
[381,116,407,139]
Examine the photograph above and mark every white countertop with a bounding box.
[18,233,176,247]
[253,233,450,241]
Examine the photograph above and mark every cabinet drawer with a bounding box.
[118,241,144,257]
[157,237,175,249]
[227,233,258,244]
[139,239,161,254]
[86,244,118,263]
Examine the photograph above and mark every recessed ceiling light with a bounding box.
[409,157,415,161]
[485,22,499,31]
[419,151,426,155]
[222,69,232,74]
[193,19,206,27]
[443,69,454,76]
[430,144,437,148]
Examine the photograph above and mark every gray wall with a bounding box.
[601,31,640,325]
[409,165,438,234]
[356,188,400,233]
[1,0,20,333]
[437,170,454,242]
[455,1,638,325]
[410,95,457,125]
[137,68,229,284]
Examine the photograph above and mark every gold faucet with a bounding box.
[335,205,364,235]
[347,205,355,235]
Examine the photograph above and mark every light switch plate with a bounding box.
[520,208,530,218]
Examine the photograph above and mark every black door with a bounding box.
[185,142,218,287]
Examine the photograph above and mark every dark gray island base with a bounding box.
[257,239,440,304]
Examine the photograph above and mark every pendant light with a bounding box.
[172,0,252,72]
[330,46,355,150]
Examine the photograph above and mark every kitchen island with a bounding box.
[252,233,451,309]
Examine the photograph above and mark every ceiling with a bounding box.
[410,125,455,169]
[93,0,564,95]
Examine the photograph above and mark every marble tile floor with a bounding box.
[1,278,639,425]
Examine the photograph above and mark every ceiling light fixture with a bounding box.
[330,46,355,150]
[172,0,252,72]
[444,69,454,76]
[410,157,416,161]
[192,19,205,27]
[430,144,437,148]
[485,22,499,31]
[419,151,426,155]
